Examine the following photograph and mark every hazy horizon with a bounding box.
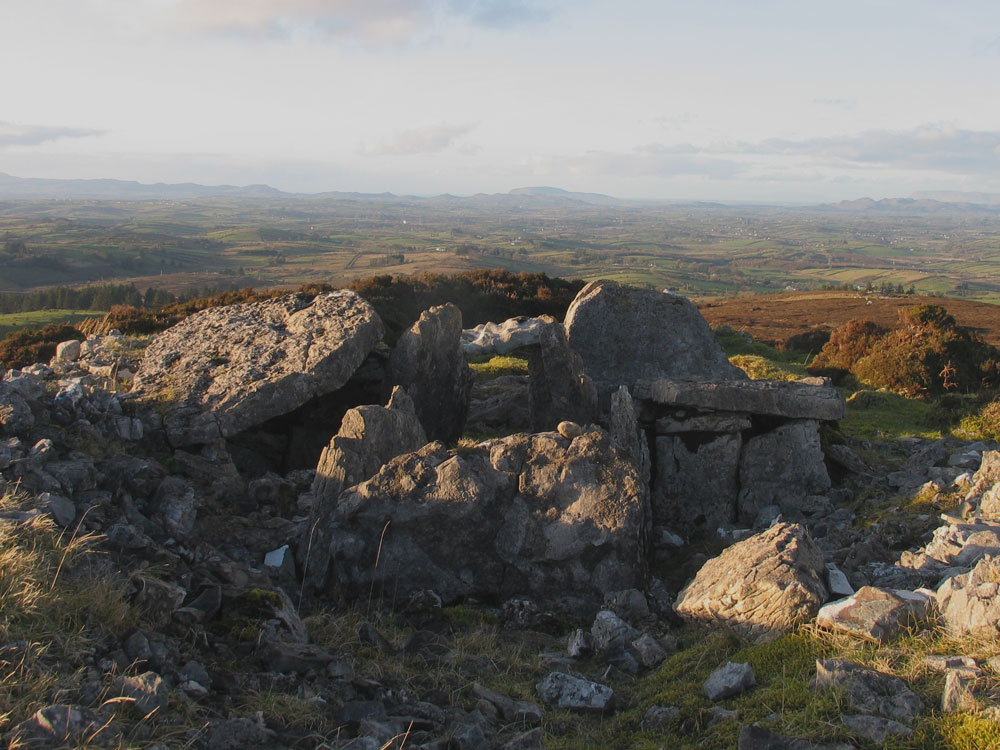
[3,1,999,203]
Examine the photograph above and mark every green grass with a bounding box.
[468,353,530,381]
[0,308,103,337]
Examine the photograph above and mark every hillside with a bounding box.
[699,291,1000,350]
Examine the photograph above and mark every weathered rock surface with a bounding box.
[535,672,614,713]
[737,725,853,750]
[704,662,756,700]
[303,387,428,596]
[526,316,595,431]
[634,378,845,421]
[324,430,649,614]
[133,291,384,438]
[814,659,922,724]
[461,317,544,356]
[816,586,934,642]
[675,523,828,643]
[936,555,1000,637]
[737,421,832,524]
[654,431,741,534]
[972,450,1000,517]
[564,280,745,409]
[387,303,472,443]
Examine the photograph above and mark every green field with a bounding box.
[2,196,1000,314]
[0,309,104,337]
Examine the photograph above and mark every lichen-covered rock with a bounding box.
[535,672,614,713]
[564,280,745,409]
[816,587,934,642]
[461,316,544,356]
[972,451,1000,518]
[527,316,595,431]
[302,387,428,596]
[814,659,922,724]
[654,432,741,534]
[387,303,472,443]
[737,420,831,524]
[323,430,649,614]
[937,556,1000,637]
[132,291,383,439]
[675,523,827,643]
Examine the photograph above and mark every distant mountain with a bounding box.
[909,190,1000,205]
[0,172,287,200]
[507,186,624,205]
[826,196,1000,214]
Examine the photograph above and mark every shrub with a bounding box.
[809,305,1000,396]
[0,324,84,369]
[807,319,887,377]
[959,399,1000,441]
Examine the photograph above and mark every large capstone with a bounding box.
[132,291,384,441]
[564,280,745,409]
[322,429,649,615]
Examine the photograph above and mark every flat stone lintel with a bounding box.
[634,378,845,421]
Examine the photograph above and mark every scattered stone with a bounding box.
[923,655,977,673]
[841,714,913,743]
[675,523,828,644]
[937,556,1000,637]
[535,672,614,713]
[567,629,594,659]
[499,728,544,750]
[814,659,922,724]
[704,662,756,700]
[941,668,978,713]
[6,705,112,748]
[556,420,582,439]
[471,684,543,724]
[115,671,169,715]
[816,587,934,642]
[37,492,75,527]
[642,705,680,730]
[54,340,82,362]
[825,563,854,597]
[737,724,853,750]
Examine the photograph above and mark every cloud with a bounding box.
[167,0,549,41]
[451,0,550,29]
[532,145,744,180]
[0,122,104,148]
[746,124,1000,174]
[368,122,476,155]
[812,98,856,109]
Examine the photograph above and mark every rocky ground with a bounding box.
[2,283,1000,750]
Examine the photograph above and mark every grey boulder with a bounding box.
[133,290,384,439]
[675,523,828,644]
[324,429,649,614]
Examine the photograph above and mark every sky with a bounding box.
[1,0,1000,202]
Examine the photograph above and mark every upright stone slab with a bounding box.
[388,303,473,444]
[302,387,428,596]
[527,316,596,431]
[654,433,741,534]
[737,420,831,525]
[564,280,745,410]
